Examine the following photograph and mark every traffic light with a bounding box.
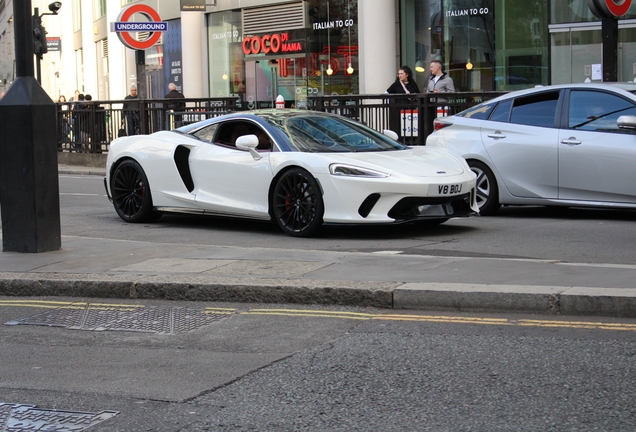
[33,15,48,56]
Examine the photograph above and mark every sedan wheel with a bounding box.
[468,160,500,216]
[272,168,324,237]
[111,159,160,223]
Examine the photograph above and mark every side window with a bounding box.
[569,90,636,132]
[191,124,218,142]
[489,100,512,123]
[458,103,495,119]
[510,91,560,128]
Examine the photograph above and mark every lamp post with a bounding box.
[0,0,61,253]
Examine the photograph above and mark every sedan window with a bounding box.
[457,103,495,119]
[489,100,512,123]
[510,91,559,128]
[569,90,636,132]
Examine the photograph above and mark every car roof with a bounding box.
[482,82,636,105]
[175,109,341,133]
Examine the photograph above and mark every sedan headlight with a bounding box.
[329,164,390,178]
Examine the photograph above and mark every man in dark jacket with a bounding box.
[122,85,140,135]
[164,83,185,128]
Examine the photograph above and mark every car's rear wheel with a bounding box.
[272,168,324,237]
[111,159,161,223]
[468,160,500,216]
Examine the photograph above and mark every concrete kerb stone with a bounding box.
[394,283,636,318]
[135,276,398,307]
[0,273,398,308]
[560,287,636,317]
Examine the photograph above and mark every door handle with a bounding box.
[560,137,581,145]
[487,131,506,139]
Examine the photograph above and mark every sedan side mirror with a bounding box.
[617,115,636,130]
[235,134,262,160]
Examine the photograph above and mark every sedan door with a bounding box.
[189,125,273,218]
[480,91,561,199]
[558,89,636,203]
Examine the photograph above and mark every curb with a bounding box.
[2,273,636,318]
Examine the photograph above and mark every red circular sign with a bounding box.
[115,4,163,50]
[588,0,633,18]
[604,0,632,16]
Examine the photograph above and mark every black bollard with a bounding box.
[0,0,61,252]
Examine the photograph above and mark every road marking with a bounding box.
[2,301,636,331]
[60,193,101,196]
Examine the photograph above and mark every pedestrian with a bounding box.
[122,85,140,136]
[71,93,88,148]
[427,60,455,93]
[163,82,185,128]
[57,95,71,143]
[386,65,420,94]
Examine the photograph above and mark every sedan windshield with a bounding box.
[266,115,407,153]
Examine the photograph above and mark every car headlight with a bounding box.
[329,164,390,178]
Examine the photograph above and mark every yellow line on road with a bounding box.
[3,301,636,331]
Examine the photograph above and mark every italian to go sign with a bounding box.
[111,4,168,50]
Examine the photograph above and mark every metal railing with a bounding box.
[55,92,506,153]
[56,97,238,154]
[308,92,507,145]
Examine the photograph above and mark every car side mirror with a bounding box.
[617,115,636,130]
[383,129,399,141]
[235,134,262,160]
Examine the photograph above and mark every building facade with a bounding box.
[0,1,635,104]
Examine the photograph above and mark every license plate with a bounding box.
[429,183,464,196]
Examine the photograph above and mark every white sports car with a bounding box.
[105,110,478,237]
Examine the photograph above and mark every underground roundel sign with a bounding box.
[587,0,633,18]
[112,4,168,50]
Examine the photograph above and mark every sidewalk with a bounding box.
[0,165,634,318]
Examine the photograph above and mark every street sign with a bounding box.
[46,37,61,52]
[112,4,168,50]
[587,0,633,18]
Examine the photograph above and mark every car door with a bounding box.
[558,89,636,203]
[480,91,561,199]
[189,121,273,218]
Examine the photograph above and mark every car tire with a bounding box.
[111,159,161,223]
[468,160,500,216]
[272,168,324,237]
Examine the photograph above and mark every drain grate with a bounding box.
[5,305,233,334]
[0,403,118,431]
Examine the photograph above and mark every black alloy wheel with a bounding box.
[468,160,501,216]
[272,168,324,237]
[111,159,160,223]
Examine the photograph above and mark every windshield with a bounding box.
[265,115,407,153]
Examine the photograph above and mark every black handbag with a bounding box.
[118,128,127,137]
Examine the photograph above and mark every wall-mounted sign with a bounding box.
[588,0,633,18]
[111,4,168,50]
[46,37,61,52]
[180,0,206,12]
[242,33,303,55]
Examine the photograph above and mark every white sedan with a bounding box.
[426,83,636,215]
[105,110,478,237]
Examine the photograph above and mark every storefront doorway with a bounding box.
[245,55,307,109]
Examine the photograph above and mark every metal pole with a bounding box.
[14,0,34,77]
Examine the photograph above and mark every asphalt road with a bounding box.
[0,175,635,431]
[1,297,634,431]
[59,174,636,265]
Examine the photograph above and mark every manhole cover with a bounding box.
[5,304,232,334]
[0,403,118,431]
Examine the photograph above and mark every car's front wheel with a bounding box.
[272,168,324,237]
[111,159,161,223]
[468,160,500,216]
